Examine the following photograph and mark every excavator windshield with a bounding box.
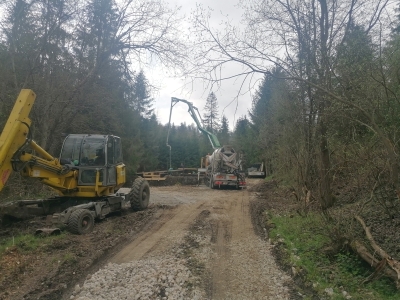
[59,135,83,165]
[60,134,123,167]
[80,138,105,166]
[60,134,106,166]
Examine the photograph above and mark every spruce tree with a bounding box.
[132,70,154,119]
[203,92,220,133]
[219,115,230,145]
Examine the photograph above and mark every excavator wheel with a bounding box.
[129,177,150,211]
[67,209,95,234]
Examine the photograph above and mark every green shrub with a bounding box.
[269,212,399,299]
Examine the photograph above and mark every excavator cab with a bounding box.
[60,134,123,186]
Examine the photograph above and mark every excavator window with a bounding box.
[60,134,109,167]
[60,135,83,165]
[80,138,105,166]
[114,137,123,163]
[59,134,124,185]
[94,148,105,165]
[106,136,123,165]
[107,141,114,164]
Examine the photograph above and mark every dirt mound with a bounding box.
[247,179,278,193]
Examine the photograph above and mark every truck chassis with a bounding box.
[0,177,150,234]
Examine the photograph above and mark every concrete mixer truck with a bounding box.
[166,97,246,189]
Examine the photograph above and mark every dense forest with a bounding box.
[0,0,400,218]
[0,0,256,191]
[189,0,400,213]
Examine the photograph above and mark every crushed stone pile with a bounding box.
[71,256,203,300]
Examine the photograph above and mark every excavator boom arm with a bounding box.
[0,89,70,193]
[0,89,36,190]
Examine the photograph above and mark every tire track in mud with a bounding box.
[109,208,176,263]
[209,217,231,299]
[110,201,207,263]
[206,189,247,299]
[104,183,293,299]
[113,187,252,298]
[110,206,192,264]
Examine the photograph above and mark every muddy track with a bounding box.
[91,180,295,299]
[0,179,295,299]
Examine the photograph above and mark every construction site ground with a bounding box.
[0,178,301,300]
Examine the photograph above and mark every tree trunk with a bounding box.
[319,117,334,209]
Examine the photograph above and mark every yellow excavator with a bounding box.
[0,89,150,234]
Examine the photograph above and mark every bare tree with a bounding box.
[188,0,393,209]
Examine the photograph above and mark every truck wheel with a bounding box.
[129,177,150,211]
[67,209,94,235]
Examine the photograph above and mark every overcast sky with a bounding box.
[147,0,262,131]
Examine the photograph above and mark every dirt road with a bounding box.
[72,180,294,299]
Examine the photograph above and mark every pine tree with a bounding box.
[138,114,160,171]
[132,70,154,119]
[250,74,272,130]
[218,115,230,145]
[203,92,220,133]
[232,116,253,168]
[249,68,284,132]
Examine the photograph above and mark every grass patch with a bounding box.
[62,252,78,265]
[264,175,275,181]
[269,212,399,299]
[0,233,66,258]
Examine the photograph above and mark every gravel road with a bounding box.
[70,180,294,300]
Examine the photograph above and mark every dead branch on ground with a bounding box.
[350,215,400,288]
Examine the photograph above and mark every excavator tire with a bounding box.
[67,209,94,234]
[129,177,150,211]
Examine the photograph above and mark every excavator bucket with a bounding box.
[35,215,61,236]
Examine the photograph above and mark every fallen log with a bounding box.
[352,215,400,288]
[355,215,389,259]
[350,240,398,285]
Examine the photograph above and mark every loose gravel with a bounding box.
[71,183,294,300]
[222,236,292,299]
[71,256,204,300]
[70,231,291,300]
[70,237,292,300]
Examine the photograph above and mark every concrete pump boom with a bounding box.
[166,96,246,189]
[166,97,221,152]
